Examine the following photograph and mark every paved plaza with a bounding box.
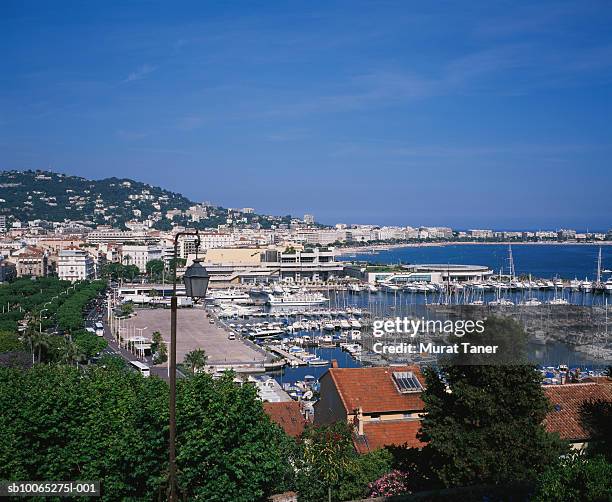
[127,307,265,365]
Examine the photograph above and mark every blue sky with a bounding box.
[1,1,611,229]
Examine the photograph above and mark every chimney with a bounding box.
[331,359,338,368]
[357,407,364,435]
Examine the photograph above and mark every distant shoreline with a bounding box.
[336,241,612,256]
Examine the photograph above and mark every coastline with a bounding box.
[336,241,612,256]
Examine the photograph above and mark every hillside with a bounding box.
[0,170,290,229]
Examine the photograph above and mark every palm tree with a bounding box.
[21,325,36,364]
[183,348,208,374]
[59,339,85,367]
[32,331,50,363]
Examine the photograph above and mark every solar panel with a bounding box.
[393,371,422,393]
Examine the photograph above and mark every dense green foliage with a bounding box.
[57,281,106,332]
[101,262,140,281]
[532,455,612,501]
[413,317,567,489]
[288,422,392,502]
[72,330,108,359]
[0,331,24,353]
[0,366,294,501]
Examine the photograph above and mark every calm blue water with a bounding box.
[340,244,612,280]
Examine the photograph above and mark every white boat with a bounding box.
[207,289,251,304]
[522,298,542,306]
[581,279,592,292]
[350,330,362,340]
[489,298,514,306]
[308,357,329,366]
[349,319,362,329]
[367,284,379,294]
[605,278,612,293]
[348,284,363,293]
[548,298,569,305]
[267,292,328,307]
[569,278,581,291]
[339,319,351,329]
[250,326,286,338]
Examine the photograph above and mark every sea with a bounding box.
[338,243,612,280]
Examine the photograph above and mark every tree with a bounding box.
[183,348,208,374]
[56,339,85,366]
[73,330,108,360]
[415,317,567,489]
[290,422,392,502]
[532,454,612,502]
[581,396,612,461]
[31,331,50,363]
[119,302,134,318]
[145,259,165,282]
[0,331,24,353]
[151,331,167,364]
[0,365,296,501]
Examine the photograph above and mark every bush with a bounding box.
[532,454,612,502]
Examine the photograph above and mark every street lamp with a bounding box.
[168,230,209,502]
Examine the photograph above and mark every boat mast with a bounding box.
[508,245,515,280]
[596,246,602,286]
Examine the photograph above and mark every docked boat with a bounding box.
[208,289,251,304]
[267,292,328,307]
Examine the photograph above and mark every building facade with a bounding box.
[57,249,95,282]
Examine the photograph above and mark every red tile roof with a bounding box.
[263,401,307,437]
[327,366,425,414]
[354,420,425,453]
[543,381,612,441]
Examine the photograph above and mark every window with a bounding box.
[392,371,423,393]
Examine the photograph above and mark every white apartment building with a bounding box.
[58,249,95,282]
[178,233,235,259]
[121,244,163,272]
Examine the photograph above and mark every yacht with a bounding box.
[367,284,379,294]
[267,292,328,307]
[569,278,581,291]
[581,279,592,292]
[207,289,251,304]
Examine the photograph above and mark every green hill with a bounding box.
[0,170,290,229]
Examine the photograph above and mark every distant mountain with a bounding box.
[0,170,290,229]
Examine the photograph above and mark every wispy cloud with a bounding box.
[122,64,158,83]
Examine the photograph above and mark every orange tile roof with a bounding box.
[354,420,425,453]
[543,381,612,441]
[263,401,307,437]
[327,366,425,414]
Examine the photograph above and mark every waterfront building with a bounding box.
[57,249,95,282]
[314,364,426,453]
[468,229,494,239]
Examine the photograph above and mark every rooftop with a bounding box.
[263,401,307,437]
[543,379,612,441]
[326,366,425,414]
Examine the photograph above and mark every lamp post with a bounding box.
[168,230,210,502]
